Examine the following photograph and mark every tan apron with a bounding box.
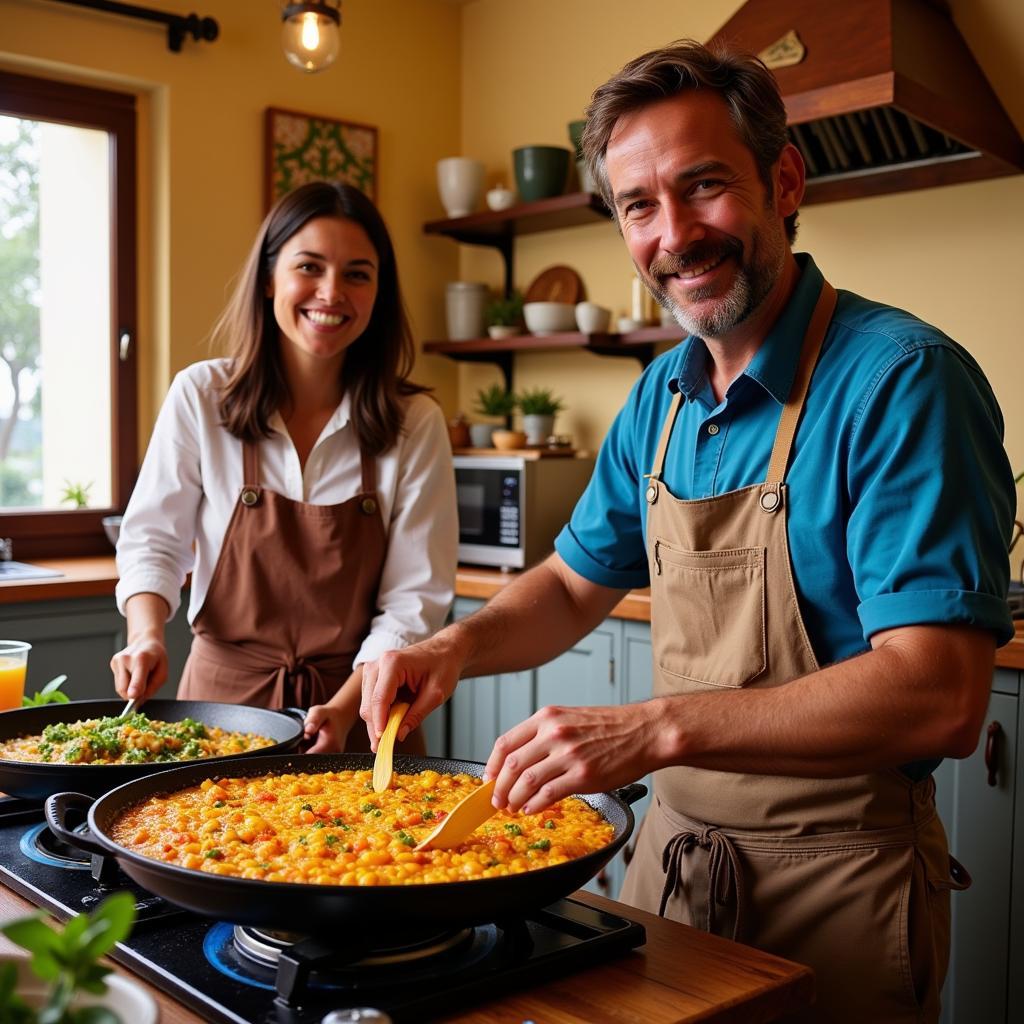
[179,439,419,753]
[619,282,969,1023]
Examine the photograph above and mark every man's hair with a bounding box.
[582,38,798,242]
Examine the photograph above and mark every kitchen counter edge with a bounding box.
[2,557,1021,669]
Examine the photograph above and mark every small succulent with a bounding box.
[485,291,524,328]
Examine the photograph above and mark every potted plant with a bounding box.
[485,291,524,340]
[471,384,517,447]
[517,387,565,445]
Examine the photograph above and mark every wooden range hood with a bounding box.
[707,0,1024,203]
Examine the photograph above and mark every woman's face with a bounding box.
[267,215,379,370]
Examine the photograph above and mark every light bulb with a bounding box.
[281,3,341,74]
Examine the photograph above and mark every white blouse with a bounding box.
[115,359,457,667]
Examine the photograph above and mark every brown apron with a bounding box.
[619,281,969,1023]
[179,439,396,751]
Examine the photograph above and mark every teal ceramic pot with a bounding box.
[513,146,571,202]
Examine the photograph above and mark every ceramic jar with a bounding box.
[445,281,488,340]
[437,157,485,218]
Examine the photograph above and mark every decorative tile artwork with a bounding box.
[264,107,377,209]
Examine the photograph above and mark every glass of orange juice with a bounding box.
[0,641,31,711]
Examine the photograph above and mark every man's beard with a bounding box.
[644,221,786,339]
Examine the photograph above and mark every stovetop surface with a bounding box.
[0,798,645,1024]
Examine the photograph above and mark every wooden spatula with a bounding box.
[371,702,409,793]
[415,778,497,851]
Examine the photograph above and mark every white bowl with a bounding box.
[102,515,122,548]
[575,301,611,334]
[486,187,516,211]
[523,301,577,335]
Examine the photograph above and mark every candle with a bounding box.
[631,275,645,322]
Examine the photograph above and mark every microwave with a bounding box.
[453,453,596,570]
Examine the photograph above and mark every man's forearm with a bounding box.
[652,625,995,777]
[452,556,624,679]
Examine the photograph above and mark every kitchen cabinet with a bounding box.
[935,668,1019,1024]
[0,593,192,701]
[422,193,679,392]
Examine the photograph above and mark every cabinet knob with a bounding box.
[984,721,1002,787]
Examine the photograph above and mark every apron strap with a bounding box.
[242,440,261,488]
[764,281,838,485]
[660,823,747,942]
[648,391,684,482]
[359,446,376,494]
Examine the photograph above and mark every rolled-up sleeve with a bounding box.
[353,396,457,666]
[846,342,1014,645]
[115,373,201,620]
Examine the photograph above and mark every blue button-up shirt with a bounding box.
[556,254,1015,669]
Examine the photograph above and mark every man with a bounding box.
[361,40,1015,1023]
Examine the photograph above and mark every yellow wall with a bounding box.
[3,0,1023,570]
[1,0,464,434]
[454,0,1024,572]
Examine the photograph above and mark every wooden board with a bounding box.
[523,265,585,304]
[452,446,581,458]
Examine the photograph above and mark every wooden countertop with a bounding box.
[0,884,813,1023]
[2,557,1022,669]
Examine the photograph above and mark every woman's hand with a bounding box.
[110,636,168,702]
[303,703,357,753]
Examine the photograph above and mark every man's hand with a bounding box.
[360,629,469,750]
[303,703,357,753]
[484,702,661,813]
[110,636,168,702]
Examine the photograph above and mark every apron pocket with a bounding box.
[652,540,766,688]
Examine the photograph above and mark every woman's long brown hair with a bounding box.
[214,181,427,455]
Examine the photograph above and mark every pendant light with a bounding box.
[281,1,342,74]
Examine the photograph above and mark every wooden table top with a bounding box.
[0,884,813,1023]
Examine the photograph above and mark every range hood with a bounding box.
[706,0,1024,203]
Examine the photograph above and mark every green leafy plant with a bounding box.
[0,891,136,1024]
[485,291,524,328]
[516,387,564,416]
[21,675,70,707]
[473,384,517,418]
[59,481,93,509]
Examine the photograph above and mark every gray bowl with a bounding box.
[101,515,122,548]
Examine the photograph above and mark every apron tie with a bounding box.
[189,635,350,709]
[659,823,746,941]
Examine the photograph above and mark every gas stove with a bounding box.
[0,797,645,1023]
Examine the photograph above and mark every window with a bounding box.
[0,71,137,558]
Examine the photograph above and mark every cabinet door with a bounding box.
[535,622,618,711]
[0,597,127,700]
[934,676,1018,1024]
[447,598,532,762]
[602,620,655,900]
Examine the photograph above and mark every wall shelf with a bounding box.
[424,192,611,296]
[422,327,680,393]
[423,191,679,392]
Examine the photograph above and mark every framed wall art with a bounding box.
[264,106,378,210]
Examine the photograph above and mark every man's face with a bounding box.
[605,90,789,341]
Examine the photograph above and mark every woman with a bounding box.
[111,181,457,753]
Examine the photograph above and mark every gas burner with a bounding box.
[20,821,91,870]
[233,924,475,969]
[205,919,505,1003]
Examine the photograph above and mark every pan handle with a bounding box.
[44,792,108,857]
[614,782,648,806]
[280,707,307,727]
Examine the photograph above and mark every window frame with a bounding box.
[0,70,138,559]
